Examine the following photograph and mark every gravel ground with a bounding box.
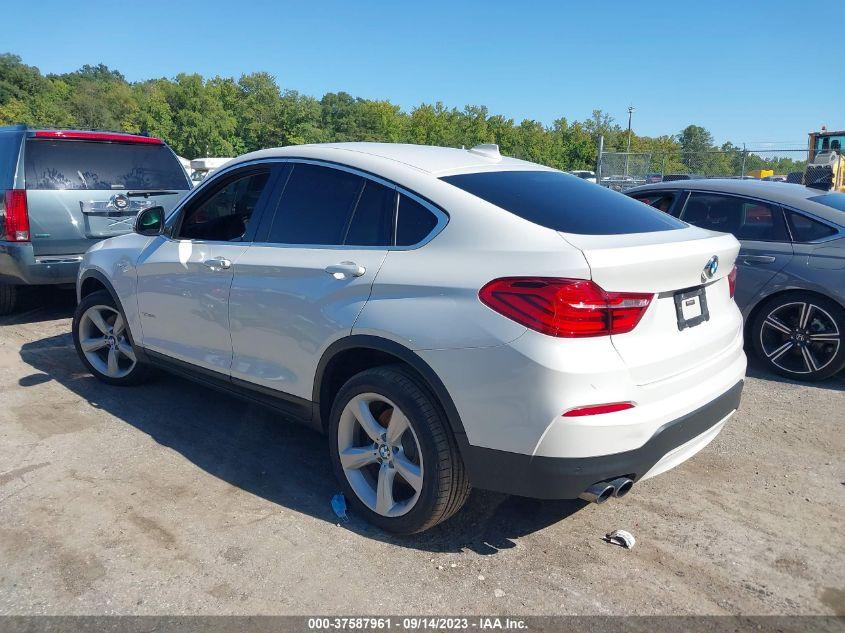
[0,289,843,616]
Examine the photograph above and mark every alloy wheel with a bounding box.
[760,301,840,375]
[78,305,137,379]
[336,393,424,518]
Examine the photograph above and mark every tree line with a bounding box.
[0,53,804,176]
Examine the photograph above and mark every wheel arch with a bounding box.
[313,335,468,446]
[744,286,845,342]
[76,269,141,351]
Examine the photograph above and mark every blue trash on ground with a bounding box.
[331,493,349,522]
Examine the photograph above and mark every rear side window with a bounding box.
[630,191,679,215]
[396,194,438,245]
[441,171,685,235]
[344,180,396,247]
[24,140,188,190]
[786,211,837,242]
[268,163,362,245]
[681,193,789,241]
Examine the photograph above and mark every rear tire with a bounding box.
[328,365,470,534]
[751,292,845,382]
[0,284,19,315]
[72,290,150,386]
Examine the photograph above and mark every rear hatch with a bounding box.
[24,132,190,256]
[560,226,741,384]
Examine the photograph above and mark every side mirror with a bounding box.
[134,206,164,236]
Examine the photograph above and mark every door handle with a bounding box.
[741,255,776,265]
[325,261,366,279]
[203,257,232,270]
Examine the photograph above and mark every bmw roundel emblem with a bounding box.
[702,255,719,282]
[111,194,129,210]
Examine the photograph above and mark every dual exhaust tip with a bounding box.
[579,477,634,504]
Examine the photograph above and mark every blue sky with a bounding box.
[4,0,843,147]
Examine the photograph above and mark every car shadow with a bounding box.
[0,287,76,325]
[18,332,584,554]
[745,354,845,392]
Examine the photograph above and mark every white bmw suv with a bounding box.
[72,143,746,533]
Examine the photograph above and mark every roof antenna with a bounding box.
[468,143,501,160]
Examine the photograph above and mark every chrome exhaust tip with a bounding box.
[609,477,634,498]
[579,482,615,504]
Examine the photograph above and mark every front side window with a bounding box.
[442,170,685,235]
[680,193,789,241]
[25,140,189,191]
[786,211,837,242]
[630,191,679,215]
[177,171,270,241]
[267,163,362,245]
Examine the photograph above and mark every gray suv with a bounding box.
[0,125,190,314]
[628,179,845,381]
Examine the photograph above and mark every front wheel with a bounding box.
[751,292,845,381]
[328,366,470,534]
[72,290,150,385]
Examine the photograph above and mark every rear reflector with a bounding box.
[479,277,652,337]
[34,130,163,144]
[563,402,635,417]
[3,190,30,242]
[727,265,737,298]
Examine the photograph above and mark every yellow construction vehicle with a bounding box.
[804,127,845,192]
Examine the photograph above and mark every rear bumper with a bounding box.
[0,242,81,285]
[463,380,743,499]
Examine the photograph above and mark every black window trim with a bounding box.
[678,189,792,244]
[166,164,278,244]
[249,158,448,251]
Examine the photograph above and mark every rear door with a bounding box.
[678,192,793,308]
[228,161,394,400]
[23,136,190,256]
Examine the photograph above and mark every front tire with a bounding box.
[72,290,150,386]
[328,366,470,534]
[751,292,845,381]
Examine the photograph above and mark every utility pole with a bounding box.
[624,105,635,177]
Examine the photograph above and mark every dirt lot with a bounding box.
[0,289,843,616]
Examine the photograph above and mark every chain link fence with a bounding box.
[597,143,810,192]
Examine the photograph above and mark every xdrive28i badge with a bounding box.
[701,255,719,283]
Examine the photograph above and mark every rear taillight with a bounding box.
[479,277,653,338]
[563,402,635,417]
[727,265,737,298]
[3,190,30,242]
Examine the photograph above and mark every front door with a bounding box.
[135,167,275,373]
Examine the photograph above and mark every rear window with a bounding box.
[441,171,685,235]
[808,193,845,213]
[24,139,189,190]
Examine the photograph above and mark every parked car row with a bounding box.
[1,127,839,534]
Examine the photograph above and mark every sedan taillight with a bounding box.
[479,277,653,338]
